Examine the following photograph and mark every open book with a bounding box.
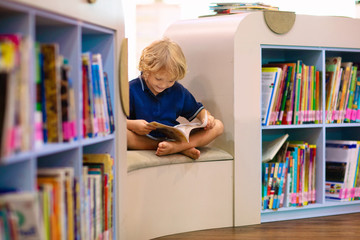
[147,112,208,143]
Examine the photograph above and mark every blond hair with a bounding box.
[138,38,187,81]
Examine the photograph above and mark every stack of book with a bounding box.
[0,34,32,159]
[35,43,77,146]
[262,134,317,210]
[262,62,322,126]
[326,140,360,201]
[82,153,114,240]
[325,57,360,124]
[82,53,115,139]
[208,2,279,16]
[37,167,78,240]
[0,153,114,240]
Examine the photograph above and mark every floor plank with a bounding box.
[154,213,360,240]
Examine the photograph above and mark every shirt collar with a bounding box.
[139,73,172,97]
[139,74,145,91]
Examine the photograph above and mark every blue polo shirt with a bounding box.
[129,76,204,138]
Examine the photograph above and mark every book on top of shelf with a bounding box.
[208,2,279,15]
[147,111,208,143]
[262,134,289,163]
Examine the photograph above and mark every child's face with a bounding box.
[145,70,175,95]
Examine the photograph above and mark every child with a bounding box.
[127,38,223,159]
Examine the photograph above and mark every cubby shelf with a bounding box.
[0,0,122,239]
[165,12,360,227]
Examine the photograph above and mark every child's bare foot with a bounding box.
[156,141,200,160]
[181,147,200,159]
[156,141,179,156]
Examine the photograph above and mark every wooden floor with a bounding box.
[154,213,360,240]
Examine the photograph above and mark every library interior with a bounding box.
[2,0,360,239]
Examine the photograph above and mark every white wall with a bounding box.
[123,0,356,79]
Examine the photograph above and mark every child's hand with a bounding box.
[204,113,216,130]
[128,119,156,135]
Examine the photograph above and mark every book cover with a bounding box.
[91,57,106,136]
[83,154,114,230]
[92,54,110,136]
[88,174,102,240]
[263,63,291,125]
[0,192,45,240]
[0,37,18,158]
[103,72,115,134]
[315,71,322,123]
[60,58,71,142]
[337,62,352,123]
[293,60,303,124]
[325,140,358,200]
[344,66,357,123]
[261,67,282,126]
[35,43,44,148]
[82,52,97,138]
[262,162,269,210]
[325,57,342,123]
[280,63,297,125]
[41,44,63,143]
[37,170,67,240]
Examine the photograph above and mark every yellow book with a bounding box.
[37,177,63,240]
[38,167,74,240]
[337,62,353,123]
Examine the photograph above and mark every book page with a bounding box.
[147,111,208,142]
[262,134,289,162]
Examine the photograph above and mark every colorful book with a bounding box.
[41,44,63,143]
[0,192,45,240]
[325,57,342,123]
[261,67,282,126]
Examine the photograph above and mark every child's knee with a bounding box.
[215,119,224,136]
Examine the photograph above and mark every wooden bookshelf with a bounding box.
[0,0,126,239]
[165,12,360,226]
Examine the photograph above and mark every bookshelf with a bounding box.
[0,0,126,239]
[165,12,360,226]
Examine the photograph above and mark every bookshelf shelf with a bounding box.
[165,12,360,227]
[0,0,125,239]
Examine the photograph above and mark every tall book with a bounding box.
[325,57,342,123]
[293,60,303,124]
[344,66,358,123]
[83,153,114,232]
[261,67,282,126]
[41,44,63,143]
